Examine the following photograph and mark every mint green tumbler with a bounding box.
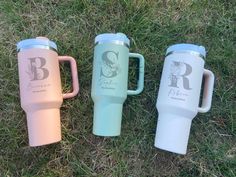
[91,33,145,136]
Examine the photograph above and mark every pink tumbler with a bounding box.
[17,37,79,147]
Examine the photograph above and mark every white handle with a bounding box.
[198,69,214,113]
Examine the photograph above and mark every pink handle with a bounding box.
[58,56,79,99]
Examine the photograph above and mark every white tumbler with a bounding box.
[155,44,215,154]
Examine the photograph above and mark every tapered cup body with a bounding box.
[18,46,63,146]
[155,44,214,154]
[92,33,145,137]
[92,43,129,136]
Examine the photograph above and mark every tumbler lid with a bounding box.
[17,37,57,52]
[166,43,206,59]
[95,33,130,47]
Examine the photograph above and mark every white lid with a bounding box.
[17,37,57,51]
[166,43,206,58]
[154,113,192,154]
[95,33,130,47]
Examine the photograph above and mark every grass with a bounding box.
[0,0,235,176]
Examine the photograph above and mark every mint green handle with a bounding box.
[127,53,145,95]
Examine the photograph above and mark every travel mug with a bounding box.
[91,33,145,136]
[155,44,214,154]
[17,37,79,147]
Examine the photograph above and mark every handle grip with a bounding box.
[58,56,79,99]
[127,53,145,95]
[198,69,214,113]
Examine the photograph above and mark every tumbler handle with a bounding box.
[198,69,214,113]
[127,53,145,95]
[58,56,79,99]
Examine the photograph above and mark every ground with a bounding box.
[0,0,235,177]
